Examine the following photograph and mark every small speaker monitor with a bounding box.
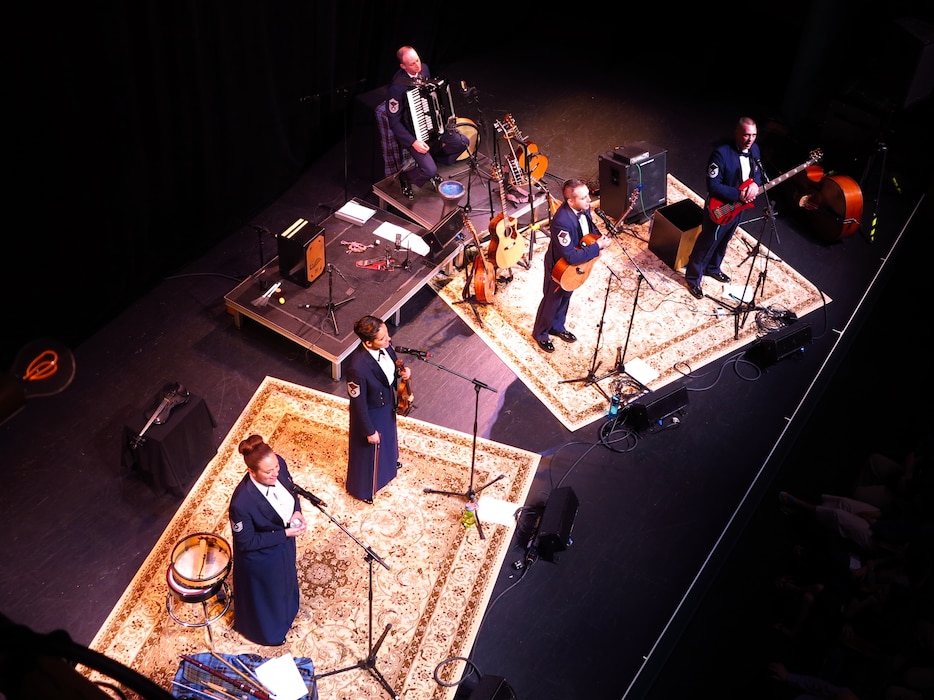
[422,207,466,263]
[277,218,326,288]
[536,487,579,563]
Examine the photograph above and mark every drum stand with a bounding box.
[420,356,502,540]
[303,496,398,699]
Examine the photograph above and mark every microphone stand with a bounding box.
[302,263,354,335]
[458,87,493,216]
[301,495,398,700]
[558,267,614,401]
[719,160,778,339]
[591,210,656,391]
[415,354,502,540]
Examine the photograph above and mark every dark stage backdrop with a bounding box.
[6,2,488,366]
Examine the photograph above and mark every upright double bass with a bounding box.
[793,164,863,242]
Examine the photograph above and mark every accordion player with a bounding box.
[386,46,469,197]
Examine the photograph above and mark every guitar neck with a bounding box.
[761,160,812,193]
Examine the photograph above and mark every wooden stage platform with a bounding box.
[224,200,462,380]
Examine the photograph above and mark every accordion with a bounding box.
[405,78,456,145]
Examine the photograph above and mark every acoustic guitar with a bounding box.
[708,149,823,225]
[487,163,526,269]
[551,188,639,291]
[464,214,496,303]
[495,113,548,185]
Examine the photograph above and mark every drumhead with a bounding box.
[454,118,480,161]
[170,532,231,588]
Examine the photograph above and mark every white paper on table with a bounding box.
[254,653,309,700]
[373,221,430,257]
[477,495,521,527]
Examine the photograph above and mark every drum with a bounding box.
[454,118,480,161]
[169,532,231,589]
[438,180,466,219]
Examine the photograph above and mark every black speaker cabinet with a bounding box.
[277,218,326,288]
[537,487,579,563]
[648,199,704,271]
[745,322,812,367]
[598,141,667,222]
[628,386,689,433]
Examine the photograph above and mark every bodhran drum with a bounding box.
[454,118,480,161]
[170,532,231,590]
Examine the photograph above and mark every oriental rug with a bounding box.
[432,176,828,432]
[83,376,540,700]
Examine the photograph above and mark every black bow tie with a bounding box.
[739,153,749,157]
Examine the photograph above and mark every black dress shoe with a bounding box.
[709,271,730,283]
[429,175,443,191]
[549,329,577,343]
[362,498,373,505]
[399,174,414,199]
[688,284,704,299]
[536,338,556,353]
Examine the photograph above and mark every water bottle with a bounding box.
[460,501,477,528]
[606,394,620,419]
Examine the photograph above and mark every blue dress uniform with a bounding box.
[684,141,764,289]
[228,455,301,646]
[345,343,401,502]
[385,62,467,188]
[532,202,601,344]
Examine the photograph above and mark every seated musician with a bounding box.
[386,45,468,199]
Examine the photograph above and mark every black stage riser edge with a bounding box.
[537,487,579,563]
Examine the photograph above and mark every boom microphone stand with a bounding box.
[416,354,503,540]
[301,493,398,699]
[591,208,657,390]
[458,84,493,216]
[719,158,779,338]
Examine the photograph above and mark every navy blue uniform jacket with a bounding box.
[228,454,301,646]
[345,343,400,501]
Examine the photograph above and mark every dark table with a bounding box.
[122,394,217,496]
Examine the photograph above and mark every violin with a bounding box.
[131,382,190,448]
[395,359,414,416]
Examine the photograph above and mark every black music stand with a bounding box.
[303,494,398,700]
[416,355,502,540]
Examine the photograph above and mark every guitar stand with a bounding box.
[420,356,502,540]
[300,263,354,335]
[303,497,398,699]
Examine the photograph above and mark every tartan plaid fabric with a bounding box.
[375,101,411,178]
[172,652,318,699]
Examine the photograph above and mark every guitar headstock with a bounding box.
[494,113,519,140]
[491,162,503,182]
[809,148,823,165]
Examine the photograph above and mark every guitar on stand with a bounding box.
[487,163,526,273]
[463,214,496,304]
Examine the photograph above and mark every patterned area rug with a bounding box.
[433,176,829,431]
[83,376,540,699]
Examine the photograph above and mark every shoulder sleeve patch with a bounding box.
[708,163,719,179]
[231,520,243,533]
[557,230,572,248]
[347,381,361,398]
[388,98,399,114]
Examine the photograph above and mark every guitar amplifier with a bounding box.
[598,142,667,222]
[277,218,326,288]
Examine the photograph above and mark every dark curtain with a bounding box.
[6,1,483,365]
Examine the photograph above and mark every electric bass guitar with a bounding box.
[487,163,526,269]
[551,188,639,291]
[708,148,823,225]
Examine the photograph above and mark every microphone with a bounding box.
[395,346,430,358]
[292,482,327,508]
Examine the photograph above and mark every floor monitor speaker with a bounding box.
[628,386,689,433]
[745,322,812,367]
[536,487,579,563]
[598,141,667,222]
[648,199,704,271]
[277,218,326,288]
